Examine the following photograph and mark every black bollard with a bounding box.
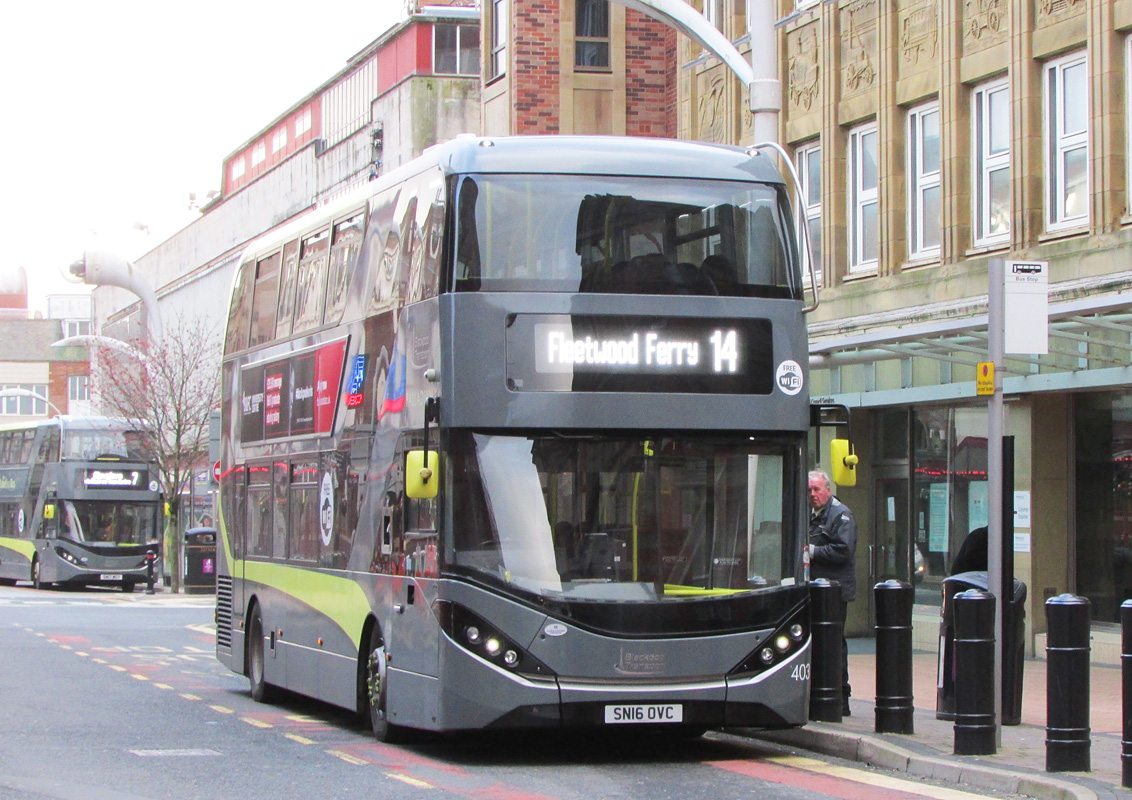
[875,579,914,734]
[1046,593,1091,772]
[953,588,996,755]
[809,578,843,722]
[1122,600,1132,788]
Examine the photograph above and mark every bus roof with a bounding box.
[235,135,786,265]
[0,416,146,434]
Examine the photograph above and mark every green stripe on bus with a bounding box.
[243,560,370,643]
[0,537,34,560]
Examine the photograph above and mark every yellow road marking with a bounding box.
[285,715,320,724]
[108,665,127,672]
[385,773,434,789]
[130,674,149,681]
[285,733,316,745]
[209,705,234,714]
[75,652,89,657]
[326,750,369,766]
[180,693,201,700]
[241,717,273,729]
[769,755,998,799]
[153,683,173,690]
[59,644,72,650]
[92,658,107,664]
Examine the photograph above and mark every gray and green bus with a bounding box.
[0,417,163,591]
[216,135,815,740]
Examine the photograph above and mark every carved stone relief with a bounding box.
[1036,0,1086,27]
[963,0,1007,50]
[696,69,729,144]
[787,23,821,114]
[839,0,877,99]
[898,0,938,73]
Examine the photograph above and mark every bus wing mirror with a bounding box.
[43,503,55,520]
[406,450,438,499]
[830,439,858,487]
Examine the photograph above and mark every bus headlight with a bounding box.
[728,605,809,677]
[436,600,557,679]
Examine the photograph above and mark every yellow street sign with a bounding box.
[976,361,995,395]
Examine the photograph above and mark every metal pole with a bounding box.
[987,258,1005,745]
[1046,594,1091,772]
[748,0,780,145]
[874,579,914,734]
[953,589,997,755]
[1121,599,1132,787]
[809,578,843,722]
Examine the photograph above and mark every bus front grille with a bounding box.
[215,575,233,649]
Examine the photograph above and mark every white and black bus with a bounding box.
[216,135,820,740]
[0,417,163,591]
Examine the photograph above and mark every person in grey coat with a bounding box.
[808,469,858,715]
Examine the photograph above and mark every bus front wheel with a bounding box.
[366,626,409,743]
[247,607,277,703]
[31,559,50,591]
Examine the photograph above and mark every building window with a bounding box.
[435,23,480,75]
[703,0,723,30]
[907,101,941,260]
[973,79,1011,245]
[229,158,246,182]
[295,108,312,137]
[794,140,821,286]
[251,142,266,167]
[1126,38,1132,209]
[63,319,90,338]
[0,384,49,416]
[576,0,610,70]
[1045,51,1089,231]
[68,375,89,402]
[491,0,507,79]
[849,122,879,273]
[272,127,287,154]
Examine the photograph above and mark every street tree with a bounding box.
[90,314,221,592]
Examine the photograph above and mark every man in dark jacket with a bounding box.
[808,469,858,715]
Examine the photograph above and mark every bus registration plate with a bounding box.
[100,574,123,581]
[604,704,682,724]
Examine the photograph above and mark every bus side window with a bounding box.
[275,239,300,340]
[272,461,289,560]
[396,195,419,306]
[40,426,60,464]
[0,432,11,464]
[225,258,255,354]
[246,463,273,559]
[407,173,445,303]
[248,251,282,347]
[289,460,320,562]
[324,211,365,326]
[293,229,330,334]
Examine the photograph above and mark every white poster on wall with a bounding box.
[929,483,949,553]
[968,481,989,531]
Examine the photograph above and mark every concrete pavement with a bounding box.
[750,643,1127,800]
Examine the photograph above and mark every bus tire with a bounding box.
[365,626,409,743]
[31,558,50,590]
[247,606,278,703]
[121,581,136,593]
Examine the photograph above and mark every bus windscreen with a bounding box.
[454,174,799,298]
[448,432,794,602]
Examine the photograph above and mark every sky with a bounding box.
[1,1,405,315]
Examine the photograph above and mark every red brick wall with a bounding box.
[513,0,561,134]
[48,362,88,416]
[625,11,676,139]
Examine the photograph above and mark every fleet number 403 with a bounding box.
[791,664,810,681]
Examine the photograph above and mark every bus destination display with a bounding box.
[506,314,773,394]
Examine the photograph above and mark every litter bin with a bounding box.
[183,527,217,594]
[936,570,1027,725]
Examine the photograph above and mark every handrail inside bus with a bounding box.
[663,584,744,597]
[750,141,820,314]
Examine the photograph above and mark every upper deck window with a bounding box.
[454,174,799,298]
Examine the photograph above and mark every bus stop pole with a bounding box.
[987,259,1005,746]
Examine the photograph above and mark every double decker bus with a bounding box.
[0,417,163,592]
[216,135,819,739]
